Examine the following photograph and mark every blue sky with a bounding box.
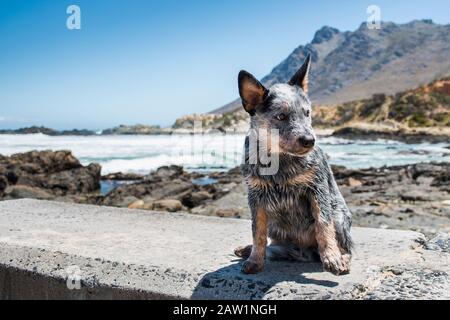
[1,0,449,130]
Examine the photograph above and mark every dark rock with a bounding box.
[400,192,431,202]
[4,150,81,174]
[102,166,241,210]
[152,199,183,212]
[431,172,450,188]
[0,126,95,136]
[0,175,7,195]
[154,165,183,179]
[44,163,101,194]
[102,172,144,181]
[332,127,450,144]
[425,233,450,253]
[0,150,101,198]
[57,129,96,136]
[311,26,340,44]
[5,171,18,184]
[103,177,191,207]
[0,126,57,135]
[101,124,163,135]
[184,191,213,207]
[5,185,53,200]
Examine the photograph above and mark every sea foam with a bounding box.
[0,134,448,174]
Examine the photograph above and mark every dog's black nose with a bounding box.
[299,136,315,148]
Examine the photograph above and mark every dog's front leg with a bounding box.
[242,207,268,274]
[311,196,350,275]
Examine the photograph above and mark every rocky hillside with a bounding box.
[174,77,450,139]
[314,77,450,128]
[212,20,450,114]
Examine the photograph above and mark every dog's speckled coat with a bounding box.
[235,54,353,275]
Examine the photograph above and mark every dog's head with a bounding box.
[238,54,315,157]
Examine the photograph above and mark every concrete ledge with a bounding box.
[0,199,449,300]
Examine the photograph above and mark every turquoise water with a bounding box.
[0,134,448,174]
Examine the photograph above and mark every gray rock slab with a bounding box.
[0,199,448,300]
[425,233,450,253]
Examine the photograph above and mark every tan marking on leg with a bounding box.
[242,207,268,274]
[295,224,318,248]
[284,167,316,187]
[311,197,350,275]
[246,176,270,190]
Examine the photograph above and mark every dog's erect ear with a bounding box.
[288,53,311,94]
[238,70,268,115]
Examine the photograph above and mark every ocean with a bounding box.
[0,134,448,175]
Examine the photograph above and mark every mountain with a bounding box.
[211,20,450,114]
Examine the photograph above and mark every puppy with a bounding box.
[235,54,353,275]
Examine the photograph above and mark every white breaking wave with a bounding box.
[0,134,448,174]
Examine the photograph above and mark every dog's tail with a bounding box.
[235,244,320,262]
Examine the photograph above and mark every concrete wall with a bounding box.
[0,199,449,300]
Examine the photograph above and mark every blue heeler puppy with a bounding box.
[234,54,353,275]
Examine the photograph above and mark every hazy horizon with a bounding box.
[1,0,450,131]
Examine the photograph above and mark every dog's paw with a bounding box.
[234,245,252,259]
[241,259,264,274]
[321,252,351,276]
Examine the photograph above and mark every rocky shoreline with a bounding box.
[1,150,449,237]
[0,126,96,136]
[1,125,449,145]
[332,126,450,144]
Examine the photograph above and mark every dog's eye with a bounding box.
[304,110,311,117]
[276,113,286,121]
